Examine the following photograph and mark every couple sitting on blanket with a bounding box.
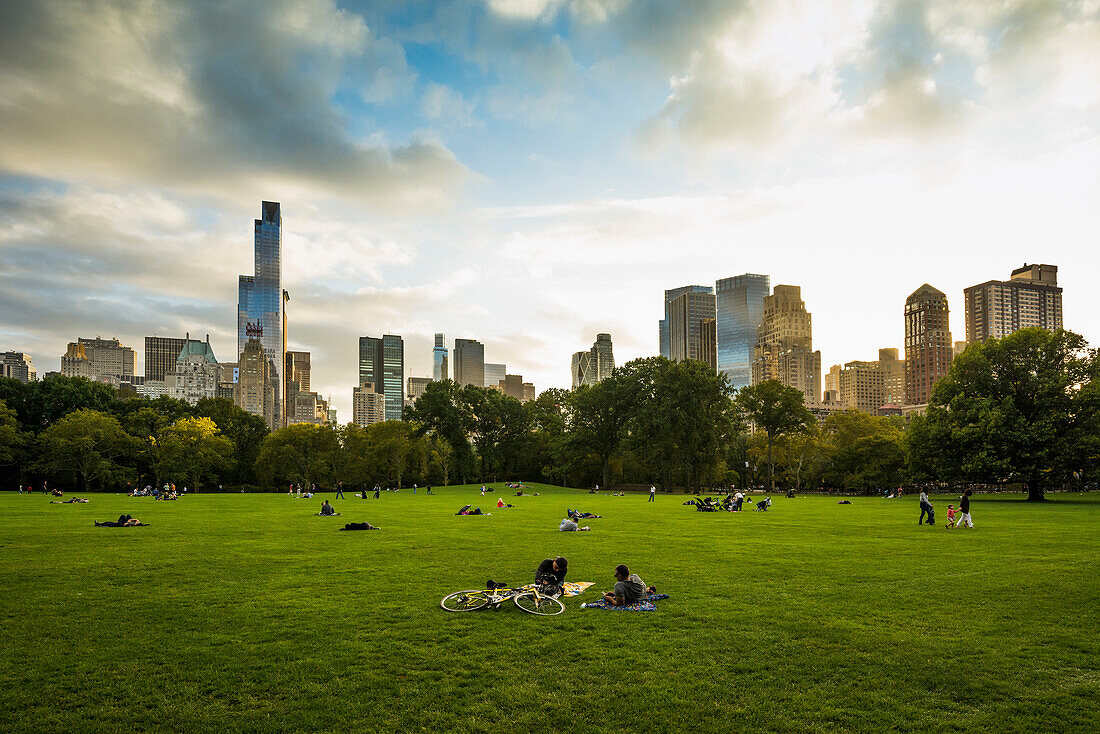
[601,564,656,607]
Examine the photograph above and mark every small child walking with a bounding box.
[945,504,956,529]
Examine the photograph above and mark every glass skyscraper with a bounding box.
[660,285,713,358]
[238,202,286,426]
[433,333,448,381]
[453,338,485,388]
[359,335,405,421]
[716,273,769,390]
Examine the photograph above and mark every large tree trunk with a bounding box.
[767,434,775,492]
[1025,480,1047,502]
[601,456,610,493]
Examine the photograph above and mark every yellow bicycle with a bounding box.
[440,580,565,615]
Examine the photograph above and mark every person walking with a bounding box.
[918,489,934,525]
[955,489,974,529]
[373,485,380,499]
[648,484,656,502]
[335,482,345,499]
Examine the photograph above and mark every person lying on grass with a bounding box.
[559,516,590,531]
[95,514,147,527]
[601,564,656,606]
[568,509,601,519]
[535,556,568,596]
[50,497,89,504]
[316,500,340,516]
[339,521,380,530]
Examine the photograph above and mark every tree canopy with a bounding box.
[908,328,1100,501]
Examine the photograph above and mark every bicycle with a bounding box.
[440,580,565,615]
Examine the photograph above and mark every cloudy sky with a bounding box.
[1,0,1098,418]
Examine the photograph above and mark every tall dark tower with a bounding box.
[904,284,952,405]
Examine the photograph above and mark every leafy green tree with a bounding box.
[405,380,475,484]
[369,421,414,488]
[156,416,235,491]
[195,397,269,485]
[908,328,1100,501]
[567,369,636,490]
[526,388,572,485]
[38,409,141,491]
[820,411,905,491]
[628,359,739,491]
[0,375,117,433]
[734,380,814,491]
[0,398,28,469]
[462,386,529,481]
[255,423,340,490]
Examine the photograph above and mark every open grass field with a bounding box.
[1,486,1098,733]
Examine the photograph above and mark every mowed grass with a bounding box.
[1,486,1097,734]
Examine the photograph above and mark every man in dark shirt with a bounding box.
[535,557,568,596]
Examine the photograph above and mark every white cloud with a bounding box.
[0,0,467,210]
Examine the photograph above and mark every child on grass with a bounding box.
[945,504,956,528]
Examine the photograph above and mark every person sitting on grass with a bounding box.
[559,516,590,531]
[95,514,146,527]
[339,521,380,530]
[601,564,654,606]
[535,556,568,597]
[316,500,340,516]
[496,498,515,508]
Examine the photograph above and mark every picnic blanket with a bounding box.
[520,581,594,597]
[582,592,670,612]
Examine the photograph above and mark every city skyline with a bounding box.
[1,1,1098,420]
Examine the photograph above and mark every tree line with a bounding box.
[2,328,1096,499]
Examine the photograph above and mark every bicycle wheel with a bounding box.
[513,591,565,616]
[441,590,491,612]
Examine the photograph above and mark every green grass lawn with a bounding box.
[1,486,1097,733]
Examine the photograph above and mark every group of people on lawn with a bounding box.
[918,489,975,529]
[535,556,655,607]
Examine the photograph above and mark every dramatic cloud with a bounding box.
[1,0,1097,419]
[0,0,469,208]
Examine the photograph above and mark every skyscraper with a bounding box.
[904,284,953,405]
[572,333,615,389]
[76,337,135,380]
[751,285,821,405]
[838,361,885,414]
[668,290,717,367]
[171,334,218,406]
[484,363,507,389]
[715,274,769,389]
[453,338,485,388]
[877,348,906,406]
[1,352,36,382]
[502,374,524,400]
[433,333,448,381]
[571,351,594,388]
[352,382,386,427]
[238,201,286,427]
[236,338,276,429]
[660,285,713,358]
[964,263,1063,344]
[407,376,432,406]
[60,342,93,379]
[359,335,404,421]
[592,333,614,379]
[145,336,188,382]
